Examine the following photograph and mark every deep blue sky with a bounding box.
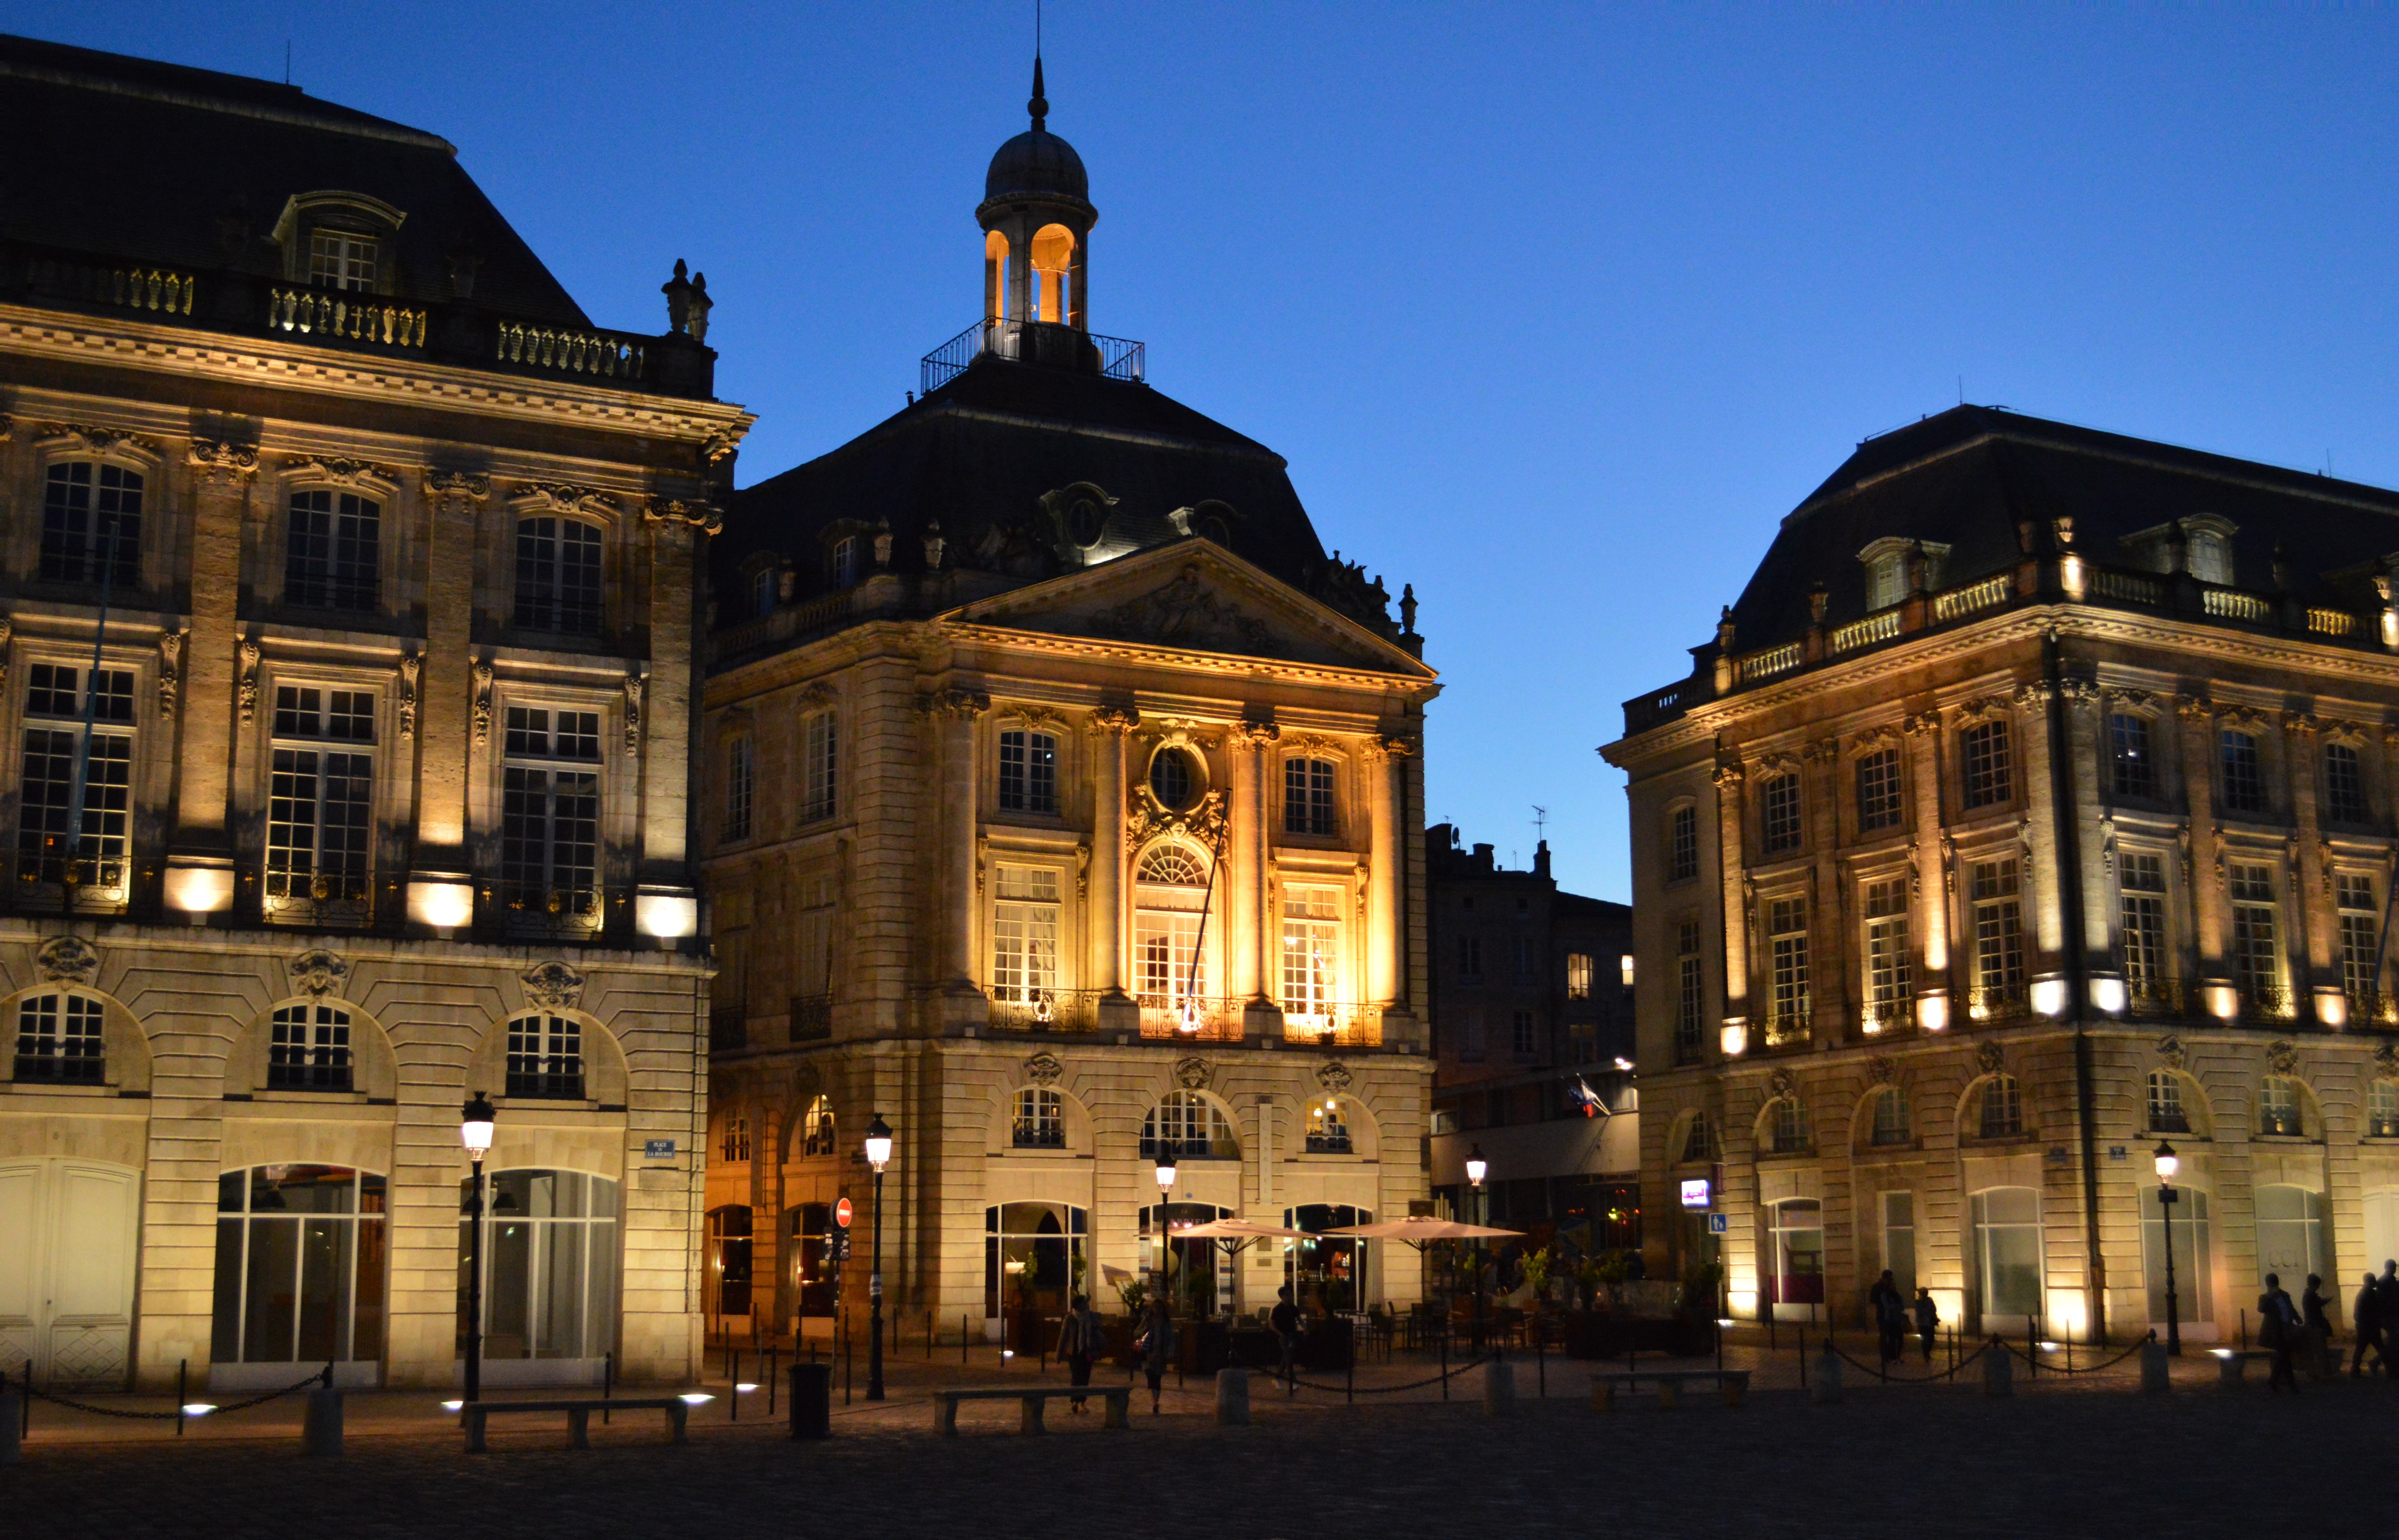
[14,4,2399,901]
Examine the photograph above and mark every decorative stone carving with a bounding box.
[1955,695,2013,723]
[2176,696,2214,722]
[648,498,723,534]
[472,661,494,744]
[0,616,12,690]
[1975,1040,2006,1076]
[2265,1040,2300,1076]
[157,628,184,719]
[1174,1056,1213,1090]
[1851,725,1903,754]
[237,639,261,723]
[1315,1061,1354,1094]
[917,687,991,719]
[2155,1035,2187,1071]
[1089,704,1140,736]
[2375,1042,2399,1077]
[286,454,399,488]
[187,439,259,481]
[2013,681,2055,711]
[1902,710,1942,737]
[288,949,351,998]
[397,653,420,738]
[2283,711,2320,737]
[1370,733,1420,762]
[520,960,585,1011]
[43,423,156,455]
[1865,1056,1897,1086]
[622,672,645,755]
[1766,1067,1797,1101]
[34,935,100,985]
[423,470,491,501]
[699,428,741,466]
[1238,717,1281,748]
[1091,565,1273,654]
[1074,841,1090,900]
[797,681,837,710]
[1711,757,1745,787]
[1023,1051,1064,1087]
[1128,787,1227,850]
[517,481,616,516]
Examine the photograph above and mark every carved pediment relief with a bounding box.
[1092,565,1274,654]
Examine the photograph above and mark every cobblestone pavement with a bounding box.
[10,1343,2397,1539]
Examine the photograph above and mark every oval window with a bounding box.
[1149,748,1197,809]
[1069,498,1104,548]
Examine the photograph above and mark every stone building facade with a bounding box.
[0,38,747,1390]
[700,69,1438,1343]
[1606,406,2399,1342]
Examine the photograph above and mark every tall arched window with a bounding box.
[213,1165,386,1376]
[984,229,1010,320]
[801,1095,837,1156]
[1867,1086,1909,1147]
[286,490,380,611]
[1141,1091,1236,1159]
[1134,843,1210,1015]
[1975,1075,2024,1138]
[504,1013,582,1100]
[513,517,604,635]
[706,1205,752,1321]
[2145,1071,2191,1134]
[829,536,858,590]
[1762,1096,1811,1155]
[268,1002,352,1091]
[1029,224,1075,323]
[14,991,104,1083]
[2258,1076,2305,1137]
[1011,1087,1064,1148]
[1305,1097,1352,1154]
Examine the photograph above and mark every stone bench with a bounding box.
[1592,1369,1752,1411]
[2214,1350,2281,1387]
[933,1385,1131,1435]
[461,1396,689,1453]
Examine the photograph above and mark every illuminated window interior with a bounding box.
[984,229,1009,319]
[1030,224,1074,323]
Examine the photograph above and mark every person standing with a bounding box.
[1269,1283,1301,1397]
[2257,1273,2300,1393]
[1057,1293,1102,1413]
[1867,1269,1905,1366]
[2300,1274,2334,1380]
[1137,1296,1177,1415]
[1912,1286,1941,1364]
[2377,1260,2399,1373]
[2351,1270,2385,1377]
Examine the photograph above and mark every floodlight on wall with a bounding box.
[1917,993,1949,1033]
[2089,976,2127,1016]
[2030,976,2070,1018]
[1719,1020,1749,1058]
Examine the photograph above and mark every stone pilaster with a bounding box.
[1364,732,1415,1008]
[171,441,256,859]
[1088,705,1137,999]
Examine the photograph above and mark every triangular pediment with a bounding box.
[938,540,1433,677]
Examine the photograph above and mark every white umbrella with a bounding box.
[1325,1215,1524,1317]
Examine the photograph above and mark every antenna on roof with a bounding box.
[1532,805,1548,842]
[284,41,291,85]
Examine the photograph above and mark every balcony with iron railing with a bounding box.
[1136,994,1246,1043]
[1276,1003,1382,1050]
[988,989,1108,1034]
[921,317,1145,394]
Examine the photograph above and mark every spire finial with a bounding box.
[1029,54,1048,131]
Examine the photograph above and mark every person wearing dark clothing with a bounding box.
[1137,1299,1176,1414]
[2258,1274,2301,1393]
[2352,1271,2385,1377]
[1867,1270,1906,1365]
[2300,1275,2334,1379]
[1913,1287,1940,1363]
[2376,1260,2399,1371]
[1057,1294,1103,1412]
[1269,1284,1301,1396]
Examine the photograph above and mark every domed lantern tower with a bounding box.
[978,57,1099,369]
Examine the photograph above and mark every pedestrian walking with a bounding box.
[2258,1273,2301,1393]
[1269,1283,1301,1396]
[1057,1293,1102,1412]
[1136,1297,1176,1415]
[2351,1271,2385,1377]
[1912,1286,1940,1364]
[2377,1259,2399,1373]
[1867,1268,1906,1365]
[2300,1274,2334,1380]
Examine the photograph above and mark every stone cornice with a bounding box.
[932,619,1440,696]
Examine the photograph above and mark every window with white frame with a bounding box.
[2219,730,2266,816]
[266,685,375,913]
[998,727,1059,814]
[1566,952,1594,999]
[802,1096,837,1156]
[1863,876,1911,1030]
[2254,1185,2326,1290]
[1970,858,2024,1017]
[513,517,605,636]
[2339,872,2380,1013]
[1961,719,2012,808]
[1012,1087,1065,1148]
[2257,1076,2304,1138]
[1678,1112,1713,1163]
[802,711,838,823]
[1976,1074,2024,1138]
[500,707,602,918]
[2368,1080,2399,1139]
[1283,756,1336,836]
[13,991,104,1082]
[2146,1071,2190,1134]
[267,1002,353,1091]
[215,1165,386,1368]
[285,490,380,612]
[41,462,142,588]
[723,736,753,843]
[457,1169,619,1365]
[1674,920,1703,1062]
[2121,853,2170,1006]
[1766,896,1809,1043]
[1280,884,1341,1024]
[991,865,1061,1005]
[1855,749,1903,833]
[17,663,134,893]
[1869,1086,1910,1147]
[2109,713,2156,800]
[1766,1096,1811,1155]
[308,229,378,290]
[1137,910,1207,1011]
[2229,862,2282,1009]
[1760,774,1802,854]
[1306,1097,1352,1154]
[2326,741,2370,825]
[829,536,858,589]
[504,1011,583,1100]
[1140,1091,1236,1159]
[1668,804,1699,883]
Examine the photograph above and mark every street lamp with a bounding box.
[1154,1141,1178,1313]
[864,1113,893,1401]
[1465,1143,1489,1351]
[459,1090,496,1402]
[2154,1140,2182,1356]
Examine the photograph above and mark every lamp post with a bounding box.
[1154,1141,1179,1314]
[1465,1143,1488,1352]
[864,1113,893,1401]
[2154,1140,2182,1356]
[459,1091,496,1402]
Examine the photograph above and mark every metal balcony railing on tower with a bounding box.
[920,317,1145,393]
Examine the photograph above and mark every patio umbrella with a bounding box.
[1169,1217,1311,1312]
[1324,1215,1525,1315]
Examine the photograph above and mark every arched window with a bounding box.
[1306,1097,1351,1154]
[2145,1071,2190,1134]
[721,1117,751,1163]
[984,230,1010,319]
[286,490,380,612]
[1867,1086,1910,1147]
[707,1205,752,1320]
[213,1165,386,1373]
[514,517,604,635]
[2258,1076,2305,1138]
[1136,844,1206,886]
[1975,1075,2024,1138]
[14,991,104,1083]
[1030,224,1075,323]
[268,1002,352,1091]
[1678,1111,1714,1164]
[458,1170,619,1366]
[42,461,142,588]
[2142,1184,2213,1329]
[2368,1080,2399,1139]
[802,1095,837,1157]
[1763,1097,1811,1155]
[504,1013,582,1100]
[1141,1091,1236,1159]
[1011,1087,1064,1149]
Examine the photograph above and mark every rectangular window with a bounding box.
[723,737,753,842]
[41,463,142,588]
[1766,896,1809,1045]
[267,1002,353,1091]
[2121,852,2170,1008]
[284,490,380,612]
[997,729,1059,814]
[1566,952,1593,999]
[2146,1071,2188,1134]
[16,665,134,892]
[505,1014,583,1100]
[2109,713,2156,800]
[1283,757,1337,837]
[266,687,375,913]
[802,711,838,823]
[1457,935,1482,977]
[1458,1007,1485,1061]
[308,229,379,290]
[1135,912,1207,1009]
[2230,861,2281,1010]
[2326,742,2370,825]
[1675,920,1703,1063]
[1962,720,2012,809]
[991,865,1061,1004]
[1970,858,2024,1018]
[14,992,105,1083]
[513,518,605,636]
[500,707,602,922]
[1761,774,1802,855]
[1863,876,1911,1030]
[1511,1010,1536,1057]
[2340,873,2380,1013]
[1281,885,1342,1020]
[1670,804,1699,882]
[1855,749,1903,833]
[2219,731,2265,815]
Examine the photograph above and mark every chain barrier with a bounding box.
[1999,1333,2156,1376]
[1273,1354,1496,1396]
[1826,1340,1993,1384]
[18,1364,330,1420]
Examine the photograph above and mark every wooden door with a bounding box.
[0,1158,140,1386]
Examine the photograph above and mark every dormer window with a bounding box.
[830,537,859,589]
[1857,538,1949,612]
[272,191,406,296]
[310,230,379,291]
[751,568,778,619]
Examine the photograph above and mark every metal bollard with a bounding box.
[1983,1338,2013,1397]
[1811,1343,1843,1404]
[0,1385,20,1465]
[788,1362,832,1440]
[1482,1357,1516,1416]
[1214,1367,1251,1426]
[2140,1341,2170,1396]
[303,1387,343,1457]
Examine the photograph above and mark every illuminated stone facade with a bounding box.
[1607,406,2399,1343]
[0,39,748,1390]
[700,72,1438,1341]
